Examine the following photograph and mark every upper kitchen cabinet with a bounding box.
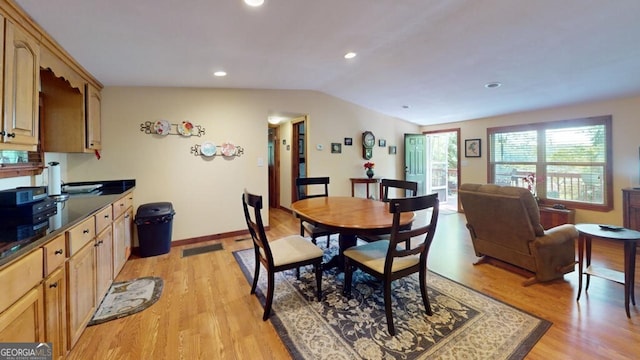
[1,17,40,151]
[40,49,102,153]
[85,83,101,151]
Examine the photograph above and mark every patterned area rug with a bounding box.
[233,239,551,360]
[88,276,163,326]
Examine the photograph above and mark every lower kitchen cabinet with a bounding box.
[95,226,114,303]
[45,267,67,359]
[0,286,45,342]
[66,241,96,348]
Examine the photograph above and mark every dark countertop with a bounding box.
[0,179,135,267]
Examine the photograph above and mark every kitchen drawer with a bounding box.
[67,217,96,256]
[0,249,43,314]
[113,193,133,219]
[95,205,112,234]
[43,234,66,276]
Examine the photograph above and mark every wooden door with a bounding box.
[45,267,68,359]
[85,84,102,150]
[66,242,96,348]
[0,286,44,342]
[95,227,113,302]
[404,134,426,195]
[3,20,40,149]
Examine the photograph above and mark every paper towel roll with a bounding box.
[48,162,61,196]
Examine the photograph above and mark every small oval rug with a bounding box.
[88,276,163,326]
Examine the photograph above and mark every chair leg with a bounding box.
[383,280,395,336]
[315,261,322,301]
[263,271,275,321]
[419,268,433,316]
[343,258,353,297]
[251,252,260,295]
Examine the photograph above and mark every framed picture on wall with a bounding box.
[344,137,353,146]
[465,139,481,158]
[331,143,342,153]
[379,139,386,147]
[388,146,397,155]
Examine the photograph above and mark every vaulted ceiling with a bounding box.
[15,0,640,125]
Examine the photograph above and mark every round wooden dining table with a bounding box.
[291,196,415,270]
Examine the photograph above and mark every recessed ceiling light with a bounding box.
[402,105,410,109]
[485,82,502,89]
[244,0,264,7]
[344,52,357,59]
[213,71,227,77]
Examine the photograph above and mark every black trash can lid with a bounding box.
[136,202,175,219]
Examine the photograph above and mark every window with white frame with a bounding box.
[488,115,612,211]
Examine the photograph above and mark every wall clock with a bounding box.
[362,131,375,160]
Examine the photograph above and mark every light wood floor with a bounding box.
[68,208,640,359]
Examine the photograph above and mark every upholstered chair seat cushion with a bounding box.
[263,235,325,267]
[344,240,420,274]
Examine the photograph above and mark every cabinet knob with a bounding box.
[7,132,15,138]
[83,229,90,234]
[104,214,110,219]
[49,282,58,288]
[54,249,64,255]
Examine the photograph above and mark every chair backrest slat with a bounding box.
[385,193,439,270]
[381,179,418,202]
[242,191,274,265]
[296,177,330,200]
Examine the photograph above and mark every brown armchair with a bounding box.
[459,183,577,286]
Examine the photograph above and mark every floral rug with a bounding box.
[88,276,163,326]
[232,239,550,360]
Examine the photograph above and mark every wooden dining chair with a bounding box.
[242,190,324,320]
[295,177,337,248]
[360,179,419,244]
[343,193,439,335]
[380,179,418,202]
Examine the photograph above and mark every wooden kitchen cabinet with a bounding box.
[0,248,45,342]
[94,226,113,303]
[66,240,96,348]
[44,267,67,360]
[86,83,102,150]
[0,286,45,342]
[1,18,40,151]
[113,192,134,277]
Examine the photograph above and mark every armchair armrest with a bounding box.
[530,224,578,282]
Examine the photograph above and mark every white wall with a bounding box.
[55,87,417,242]
[422,94,640,226]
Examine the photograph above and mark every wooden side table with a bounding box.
[575,223,640,318]
[539,206,575,229]
[349,178,382,199]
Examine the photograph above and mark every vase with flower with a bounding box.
[522,172,539,202]
[364,162,375,178]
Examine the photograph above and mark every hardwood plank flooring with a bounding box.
[67,208,640,359]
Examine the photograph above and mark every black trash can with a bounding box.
[135,202,175,257]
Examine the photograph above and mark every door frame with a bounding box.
[423,128,461,212]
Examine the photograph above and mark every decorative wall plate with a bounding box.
[200,141,217,157]
[221,142,237,156]
[177,121,195,136]
[153,120,171,135]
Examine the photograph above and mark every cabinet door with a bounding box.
[124,207,133,259]
[0,286,44,342]
[112,212,126,278]
[45,267,67,360]
[2,20,40,150]
[66,242,96,348]
[95,227,113,302]
[86,83,102,150]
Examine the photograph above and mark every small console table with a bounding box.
[575,223,640,318]
[349,178,382,200]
